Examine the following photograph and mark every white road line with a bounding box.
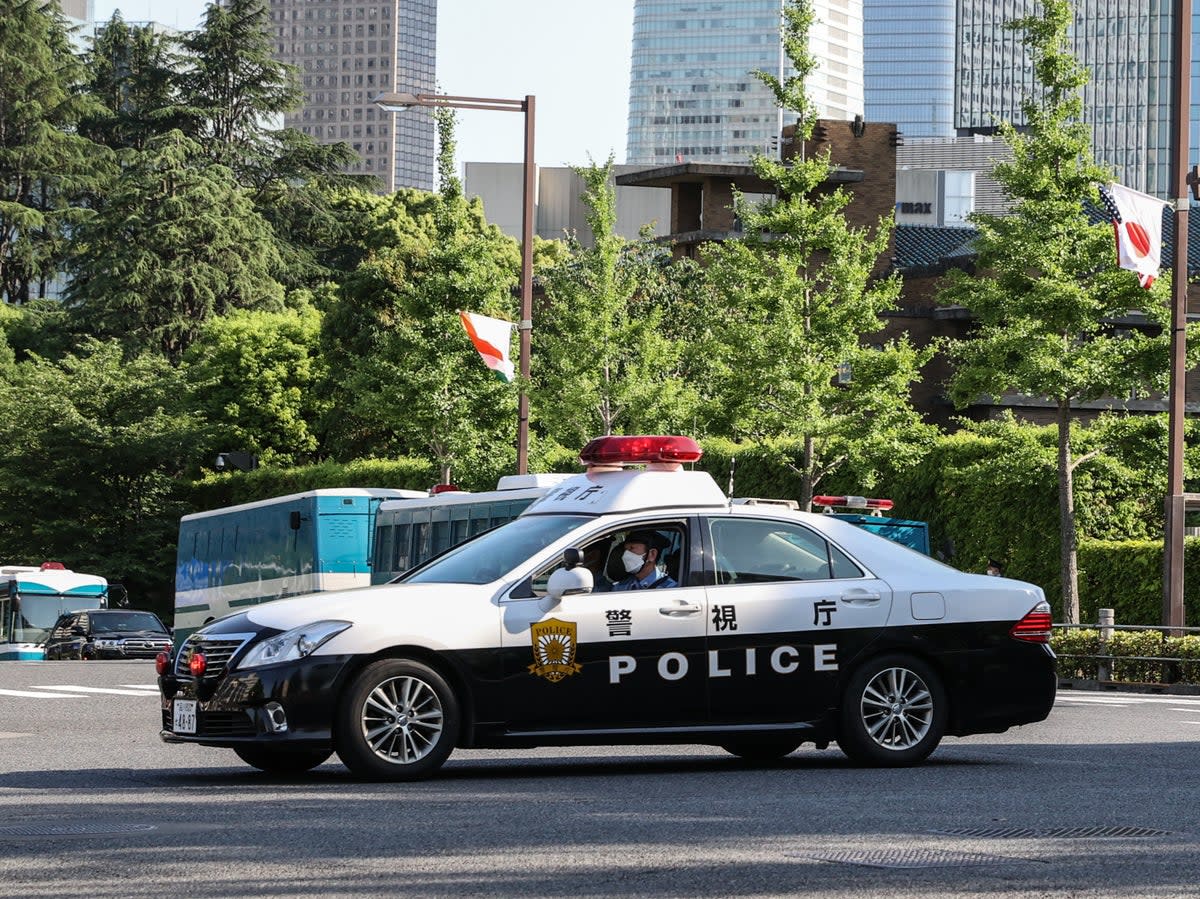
[0,689,86,699]
[1057,693,1200,705]
[32,685,156,697]
[118,684,160,691]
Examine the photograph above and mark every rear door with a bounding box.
[701,514,893,725]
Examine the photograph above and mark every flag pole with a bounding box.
[1164,0,1191,632]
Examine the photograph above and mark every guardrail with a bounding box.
[1053,609,1200,687]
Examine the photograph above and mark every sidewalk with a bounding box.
[1058,676,1200,697]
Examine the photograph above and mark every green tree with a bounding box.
[183,305,326,466]
[699,0,933,507]
[0,340,207,616]
[320,125,522,476]
[81,12,186,151]
[936,0,1193,621]
[0,0,109,302]
[532,156,698,447]
[65,131,284,360]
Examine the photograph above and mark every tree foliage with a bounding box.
[532,156,698,447]
[936,0,1200,620]
[65,131,284,360]
[0,340,207,615]
[0,0,110,302]
[698,0,933,507]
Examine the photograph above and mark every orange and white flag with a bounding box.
[459,311,515,382]
[1099,182,1169,289]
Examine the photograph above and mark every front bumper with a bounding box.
[159,653,355,748]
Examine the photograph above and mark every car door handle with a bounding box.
[841,591,882,604]
[659,601,702,616]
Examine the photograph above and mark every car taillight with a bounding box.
[1010,602,1054,643]
[155,652,171,676]
[189,651,208,677]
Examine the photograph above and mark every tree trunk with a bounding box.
[1057,399,1080,623]
[800,433,815,512]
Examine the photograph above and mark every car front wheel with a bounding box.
[335,658,459,782]
[233,745,332,775]
[836,654,946,767]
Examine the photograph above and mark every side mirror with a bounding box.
[544,547,593,605]
[71,626,87,636]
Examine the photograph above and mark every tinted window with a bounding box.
[710,518,856,584]
[90,612,168,633]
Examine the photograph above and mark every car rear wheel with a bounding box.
[233,745,332,775]
[335,658,459,782]
[719,738,801,761]
[836,654,946,767]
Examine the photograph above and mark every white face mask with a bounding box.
[621,549,646,574]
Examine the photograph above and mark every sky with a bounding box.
[91,0,636,169]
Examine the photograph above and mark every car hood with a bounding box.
[242,581,501,655]
[93,629,170,639]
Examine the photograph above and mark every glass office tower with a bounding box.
[626,0,864,165]
[268,0,436,192]
[863,0,955,138]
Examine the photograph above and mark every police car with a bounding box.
[157,435,1056,780]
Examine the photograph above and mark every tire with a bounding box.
[720,738,801,761]
[836,654,946,767]
[335,658,459,782]
[233,745,332,775]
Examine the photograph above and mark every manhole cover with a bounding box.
[933,826,1172,839]
[799,849,1020,869]
[0,822,157,837]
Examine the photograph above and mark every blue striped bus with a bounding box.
[173,488,424,644]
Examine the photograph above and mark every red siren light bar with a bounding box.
[430,484,461,495]
[579,435,703,467]
[812,495,894,511]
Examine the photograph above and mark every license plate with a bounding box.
[173,699,197,734]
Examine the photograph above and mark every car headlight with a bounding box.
[237,621,352,670]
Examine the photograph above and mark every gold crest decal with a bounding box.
[528,618,583,682]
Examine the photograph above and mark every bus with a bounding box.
[173,488,425,644]
[0,563,112,660]
[370,474,573,583]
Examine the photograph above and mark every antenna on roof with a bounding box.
[726,456,736,506]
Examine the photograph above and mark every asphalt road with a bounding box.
[1,660,1198,898]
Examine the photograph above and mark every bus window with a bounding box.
[374,524,393,573]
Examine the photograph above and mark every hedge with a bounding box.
[1052,629,1200,684]
[1077,539,1200,628]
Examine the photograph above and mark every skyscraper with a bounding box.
[867,0,1191,198]
[863,0,955,139]
[267,0,436,192]
[626,0,864,166]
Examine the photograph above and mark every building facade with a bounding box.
[626,0,864,166]
[866,0,1194,201]
[862,0,955,139]
[266,0,436,192]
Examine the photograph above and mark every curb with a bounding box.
[1057,677,1200,696]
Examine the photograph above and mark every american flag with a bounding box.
[1097,184,1122,223]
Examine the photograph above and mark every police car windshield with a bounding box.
[399,514,591,585]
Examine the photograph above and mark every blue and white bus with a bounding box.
[0,563,111,660]
[370,474,572,584]
[173,488,424,643]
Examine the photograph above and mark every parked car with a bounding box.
[45,609,172,660]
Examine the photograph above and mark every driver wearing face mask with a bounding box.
[609,531,677,591]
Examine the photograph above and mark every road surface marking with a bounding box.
[33,685,156,697]
[0,689,86,699]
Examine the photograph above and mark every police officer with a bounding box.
[610,531,677,591]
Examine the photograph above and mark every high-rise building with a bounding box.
[267,0,436,192]
[868,0,1191,198]
[626,0,864,166]
[862,0,954,139]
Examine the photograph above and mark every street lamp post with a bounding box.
[373,91,536,475]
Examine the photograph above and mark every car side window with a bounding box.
[529,523,687,595]
[710,518,860,584]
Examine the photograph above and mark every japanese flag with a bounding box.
[459,311,515,382]
[1101,182,1169,289]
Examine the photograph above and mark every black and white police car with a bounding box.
[158,435,1056,780]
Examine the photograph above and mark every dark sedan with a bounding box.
[45,609,171,660]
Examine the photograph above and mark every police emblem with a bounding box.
[528,618,583,682]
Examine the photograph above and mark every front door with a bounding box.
[499,519,708,732]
